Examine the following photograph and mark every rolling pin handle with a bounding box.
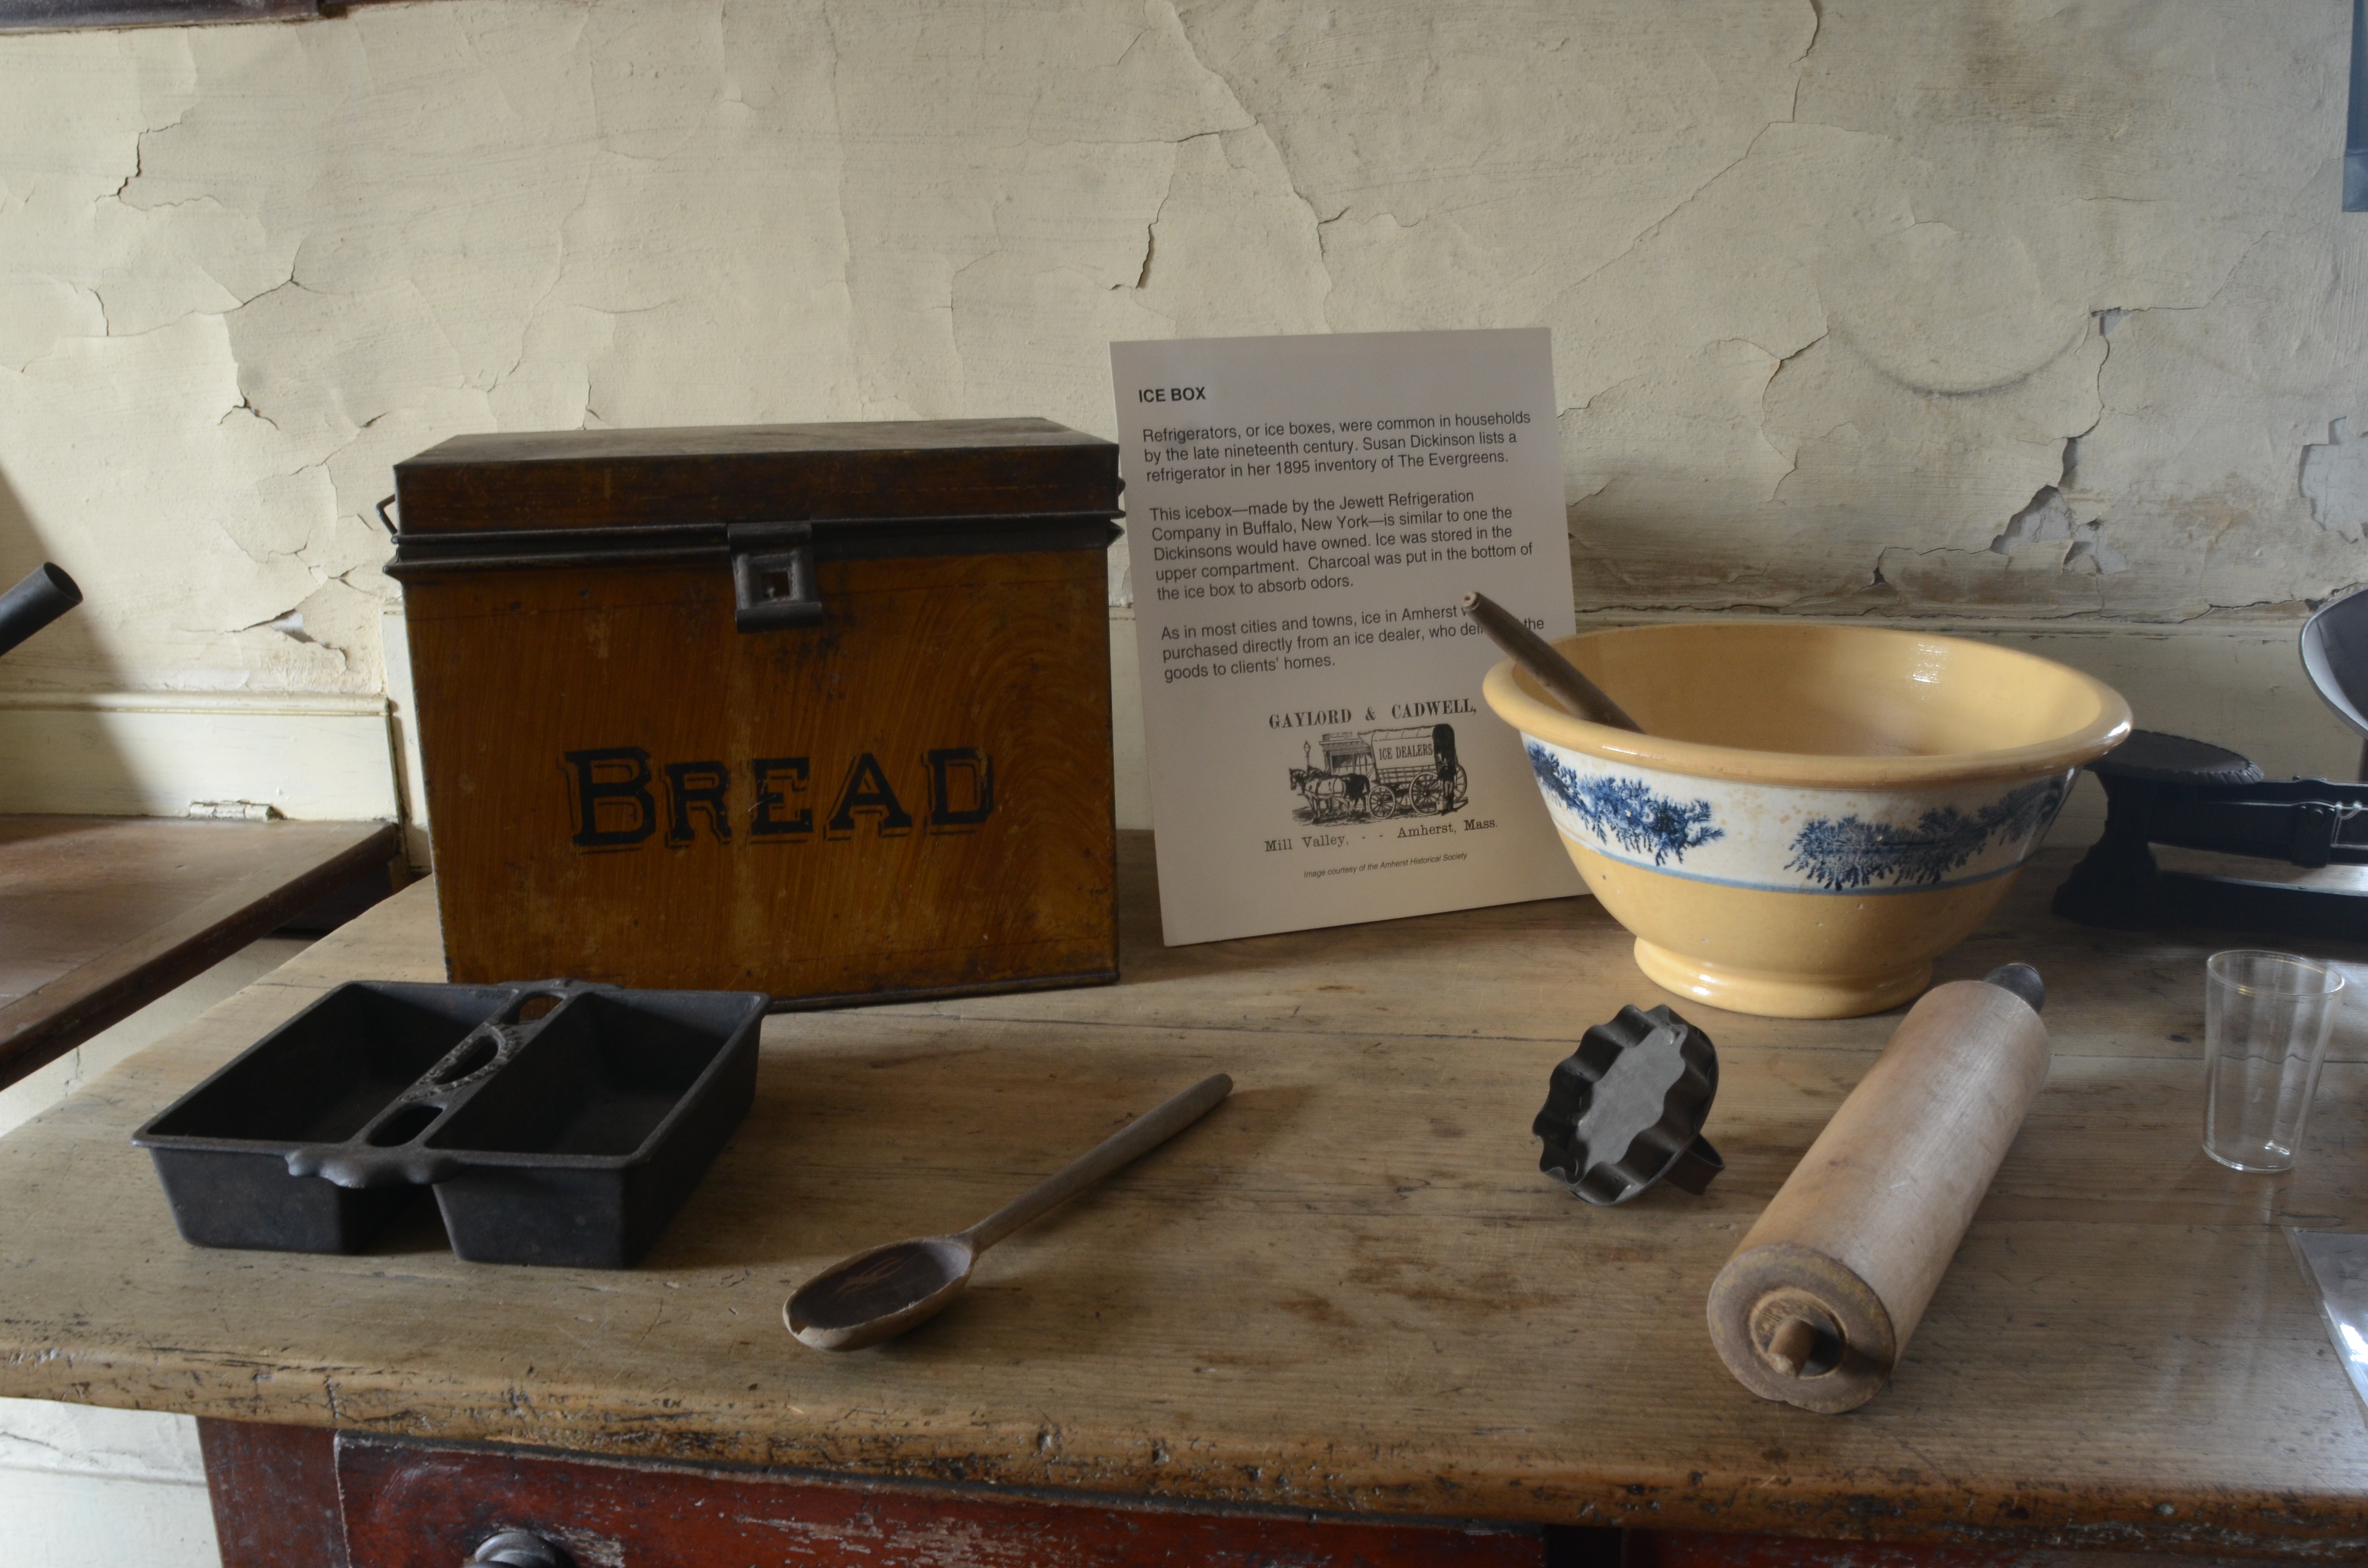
[1981,963,2046,1014]
[1764,1317,1819,1377]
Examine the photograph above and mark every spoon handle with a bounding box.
[1461,590,1643,733]
[959,1073,1233,1253]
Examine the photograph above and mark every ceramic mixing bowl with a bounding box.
[1482,623,2131,1019]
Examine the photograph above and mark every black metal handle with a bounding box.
[285,1142,463,1189]
[728,522,824,631]
[280,985,601,1191]
[468,1529,569,1568]
[2146,795,2368,866]
[0,563,80,661]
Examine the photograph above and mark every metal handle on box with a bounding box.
[728,522,825,631]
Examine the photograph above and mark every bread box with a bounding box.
[388,419,1122,1007]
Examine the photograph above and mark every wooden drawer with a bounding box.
[211,1419,2168,1568]
[332,1433,1552,1568]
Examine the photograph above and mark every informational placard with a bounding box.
[1111,328,1583,946]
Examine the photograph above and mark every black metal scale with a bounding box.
[2050,729,2368,940]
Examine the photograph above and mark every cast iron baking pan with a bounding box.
[132,979,766,1267]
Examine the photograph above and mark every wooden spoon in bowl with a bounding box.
[784,1073,1233,1351]
[1461,591,1643,733]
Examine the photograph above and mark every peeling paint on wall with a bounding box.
[0,0,2362,699]
[2302,416,2368,542]
[1994,484,2130,576]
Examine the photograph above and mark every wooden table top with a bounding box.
[0,814,400,1089]
[1,834,2365,1556]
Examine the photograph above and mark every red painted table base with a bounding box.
[197,1419,2217,1568]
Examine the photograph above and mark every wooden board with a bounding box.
[404,549,1117,1004]
[0,815,400,1089]
[335,1433,1546,1568]
[0,839,2365,1556]
[394,417,1117,533]
[198,1419,346,1568]
[1626,1535,2276,1568]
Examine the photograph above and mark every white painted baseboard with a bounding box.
[0,1468,217,1567]
[0,690,399,821]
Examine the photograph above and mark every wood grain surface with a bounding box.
[336,1433,1546,1568]
[0,815,399,1089]
[404,549,1117,1005]
[1625,1533,2279,1568]
[198,1418,347,1568]
[394,417,1117,532]
[1,837,2366,1556]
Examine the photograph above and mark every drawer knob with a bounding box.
[468,1530,568,1568]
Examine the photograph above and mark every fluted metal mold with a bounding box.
[1533,1003,1722,1206]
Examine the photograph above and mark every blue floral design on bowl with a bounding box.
[1525,743,1723,867]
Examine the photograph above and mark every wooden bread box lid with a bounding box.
[391,417,1121,533]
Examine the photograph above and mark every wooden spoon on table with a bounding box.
[784,1073,1234,1351]
[1460,590,1643,733]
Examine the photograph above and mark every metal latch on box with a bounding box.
[728,522,824,631]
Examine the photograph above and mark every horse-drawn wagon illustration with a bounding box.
[1290,724,1469,823]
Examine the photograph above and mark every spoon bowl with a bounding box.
[785,1236,975,1351]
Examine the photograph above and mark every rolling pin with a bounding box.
[1706,964,2049,1414]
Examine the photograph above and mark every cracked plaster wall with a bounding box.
[0,0,2362,700]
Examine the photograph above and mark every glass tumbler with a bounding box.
[2203,950,2347,1173]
